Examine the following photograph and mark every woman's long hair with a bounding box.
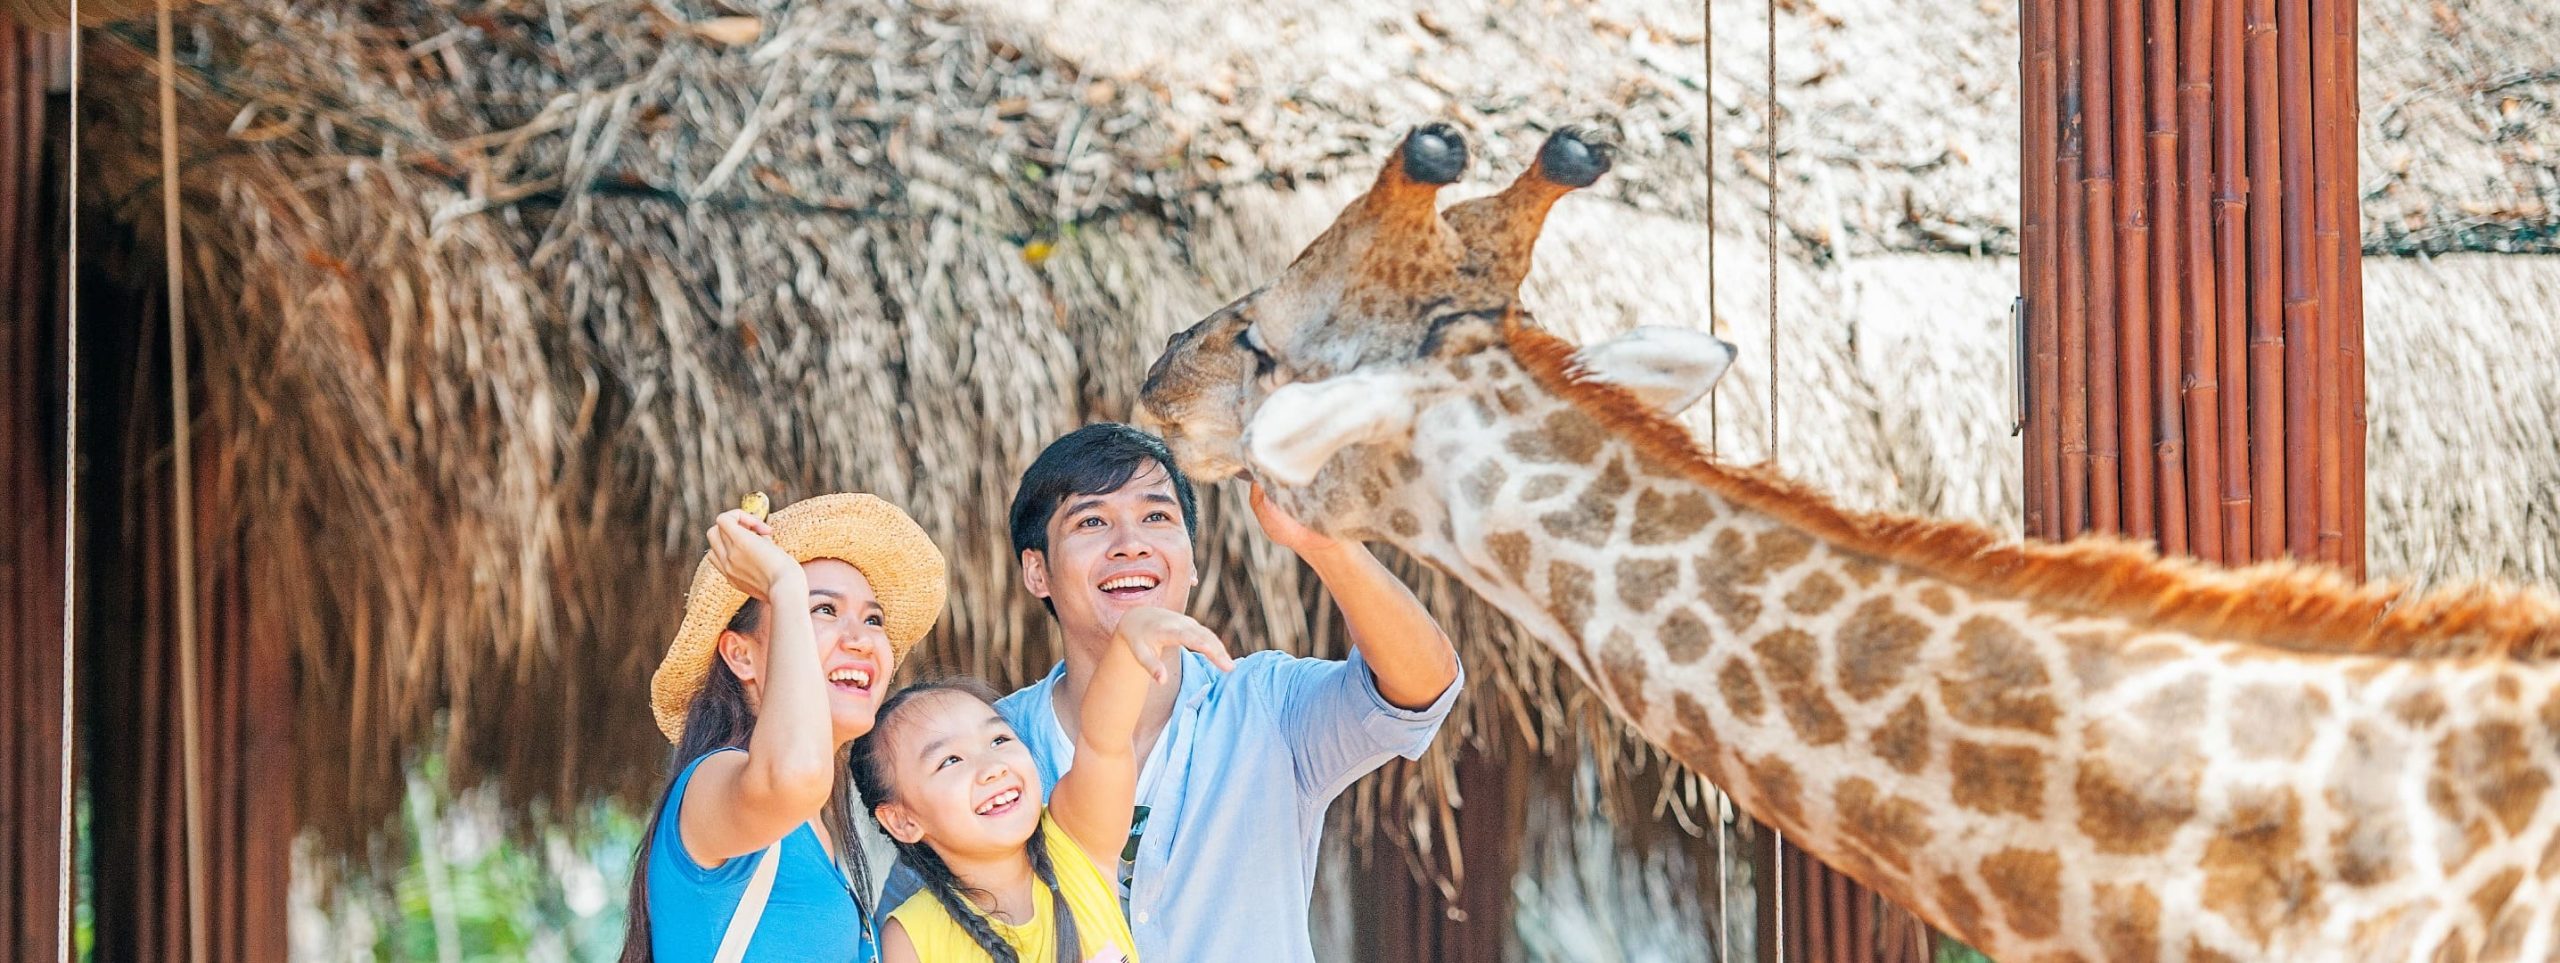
[618,600,875,962]
[850,680,1080,963]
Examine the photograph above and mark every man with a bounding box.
[880,422,1462,961]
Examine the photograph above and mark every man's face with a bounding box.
[1022,463,1197,647]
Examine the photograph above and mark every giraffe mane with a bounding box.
[1503,321,2560,662]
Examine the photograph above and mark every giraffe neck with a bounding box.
[1333,344,2560,962]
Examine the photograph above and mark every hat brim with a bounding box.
[650,493,947,742]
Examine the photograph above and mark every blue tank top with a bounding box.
[646,747,876,963]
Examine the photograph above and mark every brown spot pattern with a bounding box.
[1942,616,2060,735]
[1718,658,1767,723]
[1753,628,1848,745]
[1631,488,1717,545]
[1695,529,1767,633]
[1615,557,1682,613]
[1520,408,1607,462]
[1662,607,1715,665]
[1461,459,1509,508]
[2393,688,2448,729]
[1550,562,1595,633]
[1521,474,1571,502]
[1784,571,1846,616]
[1979,849,2064,939]
[1933,874,1986,931]
[1838,597,1929,703]
[1917,585,1956,616]
[2076,758,2197,855]
[2446,722,2552,837]
[2093,884,2162,963]
[2470,868,2524,932]
[1670,692,1721,771]
[1871,696,1933,775]
[1600,629,1652,723]
[1751,529,1817,579]
[2201,787,2317,944]
[1747,754,1804,817]
[1538,460,1631,546]
[1950,740,2046,819]
[1838,552,1886,588]
[1388,509,1422,538]
[1835,777,1934,873]
[1485,530,1533,587]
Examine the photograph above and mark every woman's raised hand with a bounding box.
[705,507,803,602]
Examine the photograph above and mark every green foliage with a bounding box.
[1935,938,1996,963]
[314,756,648,962]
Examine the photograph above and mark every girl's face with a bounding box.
[872,689,1044,861]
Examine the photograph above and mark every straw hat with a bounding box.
[650,493,947,742]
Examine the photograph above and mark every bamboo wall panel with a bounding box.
[2021,0,2365,580]
[1,23,66,963]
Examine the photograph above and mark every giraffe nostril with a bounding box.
[1402,123,1469,185]
[1538,126,1615,188]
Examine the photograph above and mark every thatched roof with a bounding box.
[80,0,2560,880]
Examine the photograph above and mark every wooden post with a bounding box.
[1,24,69,962]
[1352,738,1528,963]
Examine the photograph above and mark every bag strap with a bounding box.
[713,834,789,963]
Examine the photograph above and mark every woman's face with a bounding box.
[723,558,897,744]
[871,689,1044,862]
[805,559,896,744]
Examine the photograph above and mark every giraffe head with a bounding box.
[1138,125,1733,515]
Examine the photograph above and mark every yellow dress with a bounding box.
[887,813,1139,963]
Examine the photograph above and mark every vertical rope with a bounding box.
[1704,0,1721,455]
[156,2,209,960]
[1764,0,1780,467]
[1763,2,1784,958]
[1698,8,1739,961]
[59,10,84,963]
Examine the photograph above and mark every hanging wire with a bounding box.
[1704,0,1722,456]
[157,1,210,959]
[1764,0,1784,956]
[1764,0,1780,468]
[58,8,83,963]
[1699,3,1738,961]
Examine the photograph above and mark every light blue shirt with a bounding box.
[649,747,876,963]
[878,647,1460,962]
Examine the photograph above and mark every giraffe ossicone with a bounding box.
[1140,124,2560,962]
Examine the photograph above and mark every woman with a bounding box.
[621,492,947,963]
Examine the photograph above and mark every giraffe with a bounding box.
[1136,125,2560,962]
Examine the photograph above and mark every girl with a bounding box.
[621,493,947,963]
[853,608,1233,963]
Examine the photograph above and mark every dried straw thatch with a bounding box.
[77,0,2560,888]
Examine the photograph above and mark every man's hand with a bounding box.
[1249,481,1343,557]
[1112,607,1236,684]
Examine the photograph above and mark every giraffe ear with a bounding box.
[1243,371,1422,487]
[1569,326,1739,415]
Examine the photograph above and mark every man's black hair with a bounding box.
[1008,423,1200,562]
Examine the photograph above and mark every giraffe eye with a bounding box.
[1235,325,1277,376]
